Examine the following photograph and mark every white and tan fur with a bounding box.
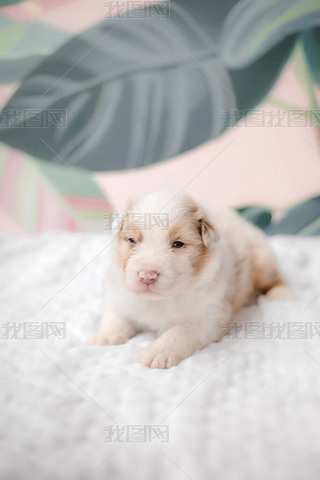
[88,189,291,368]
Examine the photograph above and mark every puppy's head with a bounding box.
[114,189,218,300]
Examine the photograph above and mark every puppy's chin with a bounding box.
[124,279,181,301]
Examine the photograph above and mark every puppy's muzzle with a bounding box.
[138,270,159,285]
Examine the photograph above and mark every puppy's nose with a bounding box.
[139,270,159,285]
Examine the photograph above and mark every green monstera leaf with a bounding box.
[238,206,272,230]
[265,197,320,236]
[228,35,296,111]
[220,0,320,69]
[0,0,25,6]
[0,19,71,84]
[0,0,310,171]
[302,27,320,84]
[0,1,236,171]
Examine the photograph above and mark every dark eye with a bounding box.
[172,241,184,248]
[128,237,136,244]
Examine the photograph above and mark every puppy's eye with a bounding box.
[128,237,136,244]
[172,241,184,248]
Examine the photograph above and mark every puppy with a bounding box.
[88,189,291,368]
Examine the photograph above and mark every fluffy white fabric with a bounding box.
[1,233,320,480]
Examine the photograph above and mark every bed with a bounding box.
[1,233,320,480]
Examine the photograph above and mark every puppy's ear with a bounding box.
[111,212,124,237]
[113,197,138,235]
[197,210,218,248]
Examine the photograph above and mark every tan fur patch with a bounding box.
[192,244,212,276]
[168,220,202,247]
[168,206,214,277]
[115,215,143,271]
[265,284,292,299]
[251,241,290,296]
[119,224,143,243]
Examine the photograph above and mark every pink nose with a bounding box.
[139,270,159,285]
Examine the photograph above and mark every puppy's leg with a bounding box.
[87,312,138,346]
[251,235,292,299]
[138,321,225,369]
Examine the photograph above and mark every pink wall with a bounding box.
[95,117,320,212]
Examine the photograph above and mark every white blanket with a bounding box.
[1,233,320,480]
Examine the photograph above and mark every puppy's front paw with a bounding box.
[87,330,129,346]
[138,345,181,369]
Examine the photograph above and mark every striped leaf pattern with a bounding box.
[0,144,113,232]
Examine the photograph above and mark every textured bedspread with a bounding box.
[1,233,320,480]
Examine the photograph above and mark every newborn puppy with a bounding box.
[88,189,291,368]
